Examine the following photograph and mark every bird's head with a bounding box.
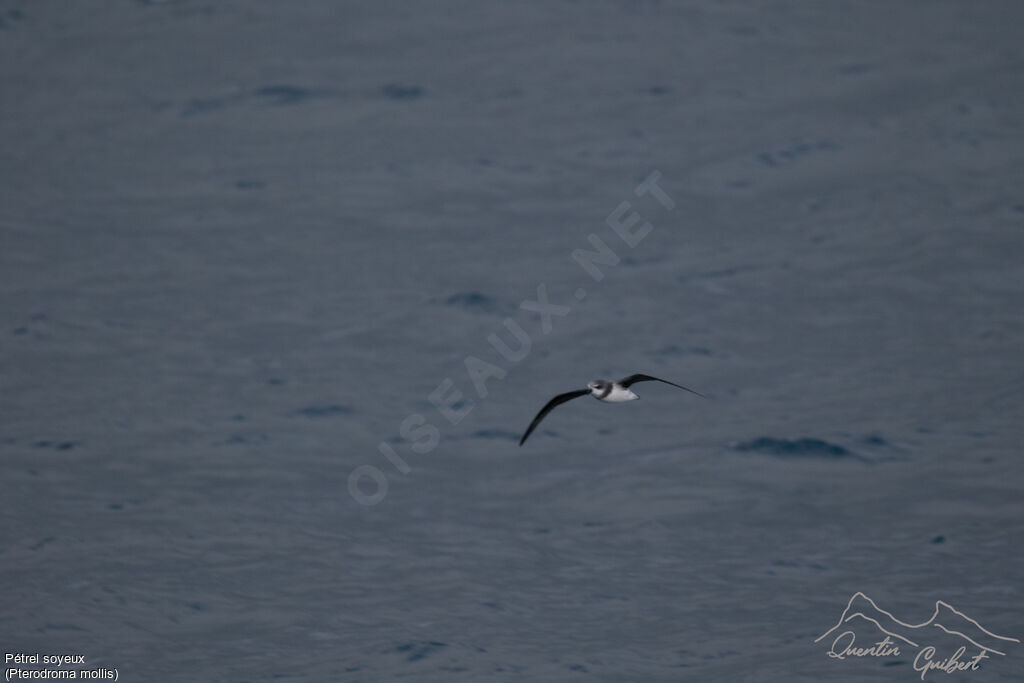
[587,379,610,394]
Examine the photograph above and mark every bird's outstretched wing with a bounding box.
[519,389,590,446]
[618,373,705,398]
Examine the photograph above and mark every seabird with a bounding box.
[519,373,704,446]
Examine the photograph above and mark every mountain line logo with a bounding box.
[815,592,1019,679]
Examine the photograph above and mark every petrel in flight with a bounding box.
[519,374,705,446]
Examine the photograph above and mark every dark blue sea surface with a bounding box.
[2,2,1022,680]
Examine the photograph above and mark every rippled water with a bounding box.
[2,2,1022,680]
